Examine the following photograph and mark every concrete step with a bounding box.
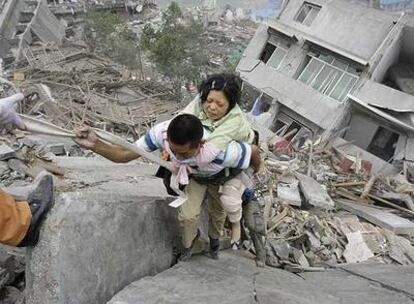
[108,251,414,304]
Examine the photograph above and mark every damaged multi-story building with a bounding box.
[0,0,65,63]
[237,0,414,173]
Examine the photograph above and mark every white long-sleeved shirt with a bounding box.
[134,120,251,177]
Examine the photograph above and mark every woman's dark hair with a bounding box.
[198,73,242,112]
[167,114,203,148]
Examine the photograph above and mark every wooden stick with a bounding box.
[367,193,414,217]
[333,181,365,187]
[267,207,288,234]
[361,175,377,199]
[307,143,313,177]
[335,187,373,205]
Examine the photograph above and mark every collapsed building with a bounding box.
[0,0,66,63]
[237,0,414,174]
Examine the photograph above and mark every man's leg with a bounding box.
[0,190,31,246]
[177,179,207,260]
[206,184,227,259]
[242,198,266,267]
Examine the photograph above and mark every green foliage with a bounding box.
[141,1,207,89]
[161,1,183,27]
[225,43,247,72]
[85,11,122,36]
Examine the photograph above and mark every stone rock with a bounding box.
[268,239,290,261]
[296,173,335,209]
[26,158,180,304]
[339,263,414,299]
[0,286,24,304]
[0,144,15,161]
[0,245,25,290]
[0,161,9,176]
[305,230,322,249]
[277,179,301,207]
[292,247,310,267]
[47,143,66,156]
[7,159,28,175]
[22,137,42,148]
[108,251,414,304]
[343,231,374,263]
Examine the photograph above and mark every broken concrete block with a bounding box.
[305,230,321,249]
[47,144,66,156]
[292,247,310,267]
[269,239,290,260]
[382,230,414,265]
[22,137,42,148]
[25,159,180,304]
[296,173,335,209]
[343,231,374,263]
[336,199,414,237]
[277,178,301,207]
[0,161,9,176]
[7,159,28,175]
[0,144,15,161]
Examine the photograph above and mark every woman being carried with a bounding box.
[182,73,257,250]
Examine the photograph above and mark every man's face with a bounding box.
[168,141,201,160]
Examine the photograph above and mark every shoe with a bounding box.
[178,229,200,262]
[18,173,54,247]
[231,240,241,250]
[209,238,220,260]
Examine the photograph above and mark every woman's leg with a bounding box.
[219,176,245,248]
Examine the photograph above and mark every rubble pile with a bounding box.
[0,246,25,304]
[198,23,254,71]
[254,136,414,272]
[3,44,182,138]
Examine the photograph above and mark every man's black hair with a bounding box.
[198,73,242,112]
[167,114,203,148]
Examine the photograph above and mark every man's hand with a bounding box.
[74,125,99,149]
[0,93,26,133]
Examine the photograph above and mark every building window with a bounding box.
[295,2,321,26]
[260,42,287,69]
[297,52,360,102]
[367,127,399,161]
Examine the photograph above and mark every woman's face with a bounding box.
[203,90,230,121]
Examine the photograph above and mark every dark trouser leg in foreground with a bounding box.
[0,190,31,246]
[242,198,266,267]
[0,173,54,247]
[206,184,227,260]
[177,180,206,261]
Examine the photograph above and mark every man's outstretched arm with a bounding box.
[74,125,139,163]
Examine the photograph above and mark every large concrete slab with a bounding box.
[25,157,180,304]
[336,199,414,236]
[296,173,335,209]
[339,263,414,299]
[109,251,414,304]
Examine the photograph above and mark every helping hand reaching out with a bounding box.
[74,125,99,149]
